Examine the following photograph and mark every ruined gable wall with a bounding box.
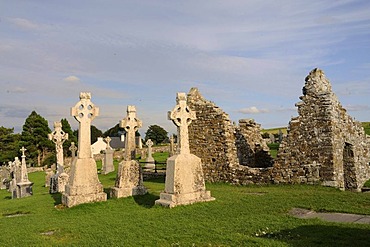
[187,88,239,182]
[236,119,274,168]
[273,68,370,190]
[187,88,272,184]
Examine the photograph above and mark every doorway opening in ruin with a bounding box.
[343,142,356,190]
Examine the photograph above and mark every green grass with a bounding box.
[362,122,370,135]
[262,122,369,136]
[1,170,370,246]
[268,143,280,159]
[261,127,287,135]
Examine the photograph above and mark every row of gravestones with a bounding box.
[49,92,214,208]
[0,147,34,199]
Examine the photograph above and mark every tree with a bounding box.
[145,125,168,145]
[21,111,54,166]
[61,118,77,157]
[91,125,103,143]
[0,126,21,164]
[103,123,125,137]
[73,125,103,144]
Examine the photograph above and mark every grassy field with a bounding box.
[1,161,370,246]
[261,127,287,135]
[363,122,370,135]
[262,122,370,136]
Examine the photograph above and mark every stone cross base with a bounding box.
[155,154,215,208]
[13,181,33,199]
[102,149,114,175]
[57,173,69,193]
[144,158,155,172]
[62,158,106,207]
[50,173,69,194]
[110,160,147,198]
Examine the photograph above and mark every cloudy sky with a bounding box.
[1,1,369,136]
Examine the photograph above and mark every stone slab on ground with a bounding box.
[290,208,370,224]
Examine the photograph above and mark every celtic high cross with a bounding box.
[120,105,142,160]
[49,121,68,167]
[168,92,196,155]
[69,142,77,160]
[71,92,99,159]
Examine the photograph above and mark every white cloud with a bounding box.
[63,76,81,83]
[237,106,269,114]
[6,17,42,30]
[344,105,370,112]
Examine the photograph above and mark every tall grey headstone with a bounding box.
[102,136,114,175]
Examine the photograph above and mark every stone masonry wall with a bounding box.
[273,68,370,191]
[187,87,272,184]
[236,119,274,168]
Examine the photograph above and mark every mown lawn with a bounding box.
[1,162,370,246]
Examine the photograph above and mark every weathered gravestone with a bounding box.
[155,93,214,207]
[101,136,114,175]
[62,92,107,207]
[111,105,147,198]
[144,139,155,171]
[11,147,33,199]
[69,142,77,162]
[0,164,10,190]
[44,164,56,188]
[49,121,69,193]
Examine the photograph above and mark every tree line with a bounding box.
[0,111,170,167]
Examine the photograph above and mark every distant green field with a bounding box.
[261,127,287,135]
[263,122,369,136]
[362,122,370,135]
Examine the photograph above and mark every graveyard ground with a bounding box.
[1,160,370,246]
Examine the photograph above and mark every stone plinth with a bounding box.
[15,181,33,198]
[62,158,106,207]
[110,160,147,198]
[155,154,214,207]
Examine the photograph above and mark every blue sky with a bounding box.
[0,1,369,135]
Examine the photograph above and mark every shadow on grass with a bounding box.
[104,188,112,199]
[3,195,11,200]
[51,193,62,205]
[144,176,166,183]
[263,225,370,247]
[133,193,159,208]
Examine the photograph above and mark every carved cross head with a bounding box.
[69,142,77,152]
[49,121,68,145]
[146,139,153,147]
[120,105,142,133]
[168,92,196,127]
[71,92,99,123]
[104,136,112,149]
[20,146,27,157]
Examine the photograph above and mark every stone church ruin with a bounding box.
[187,68,370,191]
[273,68,370,191]
[187,87,273,185]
